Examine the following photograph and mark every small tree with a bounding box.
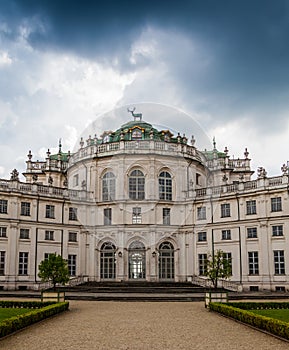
[205,250,232,289]
[38,253,70,290]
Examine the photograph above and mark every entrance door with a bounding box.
[128,241,146,279]
[100,242,116,279]
[159,241,174,280]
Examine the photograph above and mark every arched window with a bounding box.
[102,172,115,201]
[100,242,116,279]
[128,241,146,279]
[159,241,174,280]
[159,171,172,200]
[129,170,145,200]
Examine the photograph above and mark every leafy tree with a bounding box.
[205,250,232,289]
[38,254,70,290]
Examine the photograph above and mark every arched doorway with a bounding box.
[128,241,146,280]
[100,242,116,279]
[159,242,175,280]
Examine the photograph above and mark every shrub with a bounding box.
[0,301,69,338]
[209,302,289,340]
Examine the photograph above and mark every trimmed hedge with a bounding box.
[0,300,58,309]
[0,301,69,338]
[209,302,289,340]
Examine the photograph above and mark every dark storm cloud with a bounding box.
[2,0,289,129]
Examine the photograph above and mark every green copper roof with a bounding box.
[202,149,227,160]
[89,118,187,144]
[50,153,69,162]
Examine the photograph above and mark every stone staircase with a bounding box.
[57,281,207,301]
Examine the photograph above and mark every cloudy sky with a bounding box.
[1,0,289,179]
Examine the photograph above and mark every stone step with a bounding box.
[59,281,206,294]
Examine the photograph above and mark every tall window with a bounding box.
[246,200,256,215]
[222,229,231,240]
[248,252,259,275]
[0,200,7,214]
[163,208,171,225]
[0,251,5,275]
[159,172,172,200]
[132,207,141,224]
[0,227,7,238]
[100,242,116,279]
[129,170,145,200]
[271,197,282,212]
[221,203,230,217]
[102,172,115,201]
[69,207,78,221]
[159,242,174,280]
[129,241,146,280]
[45,230,54,241]
[18,252,28,275]
[223,252,232,275]
[45,205,55,218]
[272,225,283,237]
[198,254,207,276]
[247,227,257,239]
[197,207,206,220]
[20,228,29,239]
[198,232,207,242]
[73,174,79,187]
[68,254,77,276]
[274,250,285,275]
[21,202,31,216]
[104,208,112,225]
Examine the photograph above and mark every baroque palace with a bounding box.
[0,111,288,292]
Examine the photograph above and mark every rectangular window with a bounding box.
[73,174,79,187]
[104,208,112,225]
[274,250,285,275]
[45,230,54,241]
[132,207,141,224]
[246,200,256,215]
[197,232,207,242]
[271,197,282,212]
[44,253,53,260]
[0,200,8,214]
[163,208,170,225]
[69,207,78,221]
[222,229,231,240]
[223,252,232,275]
[0,251,5,275]
[272,225,283,237]
[198,254,207,276]
[221,203,230,218]
[20,228,29,239]
[248,251,259,275]
[0,227,7,238]
[18,252,28,275]
[197,207,206,220]
[20,202,31,216]
[68,232,77,242]
[68,254,77,276]
[247,227,257,239]
[196,173,201,186]
[45,205,55,218]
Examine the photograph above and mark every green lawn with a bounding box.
[0,307,31,321]
[250,309,289,323]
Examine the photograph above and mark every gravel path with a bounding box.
[1,301,289,350]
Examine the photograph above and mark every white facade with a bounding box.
[0,115,288,291]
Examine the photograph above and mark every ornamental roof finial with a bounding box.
[213,137,216,150]
[127,107,142,121]
[58,138,62,153]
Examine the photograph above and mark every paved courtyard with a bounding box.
[1,301,289,349]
